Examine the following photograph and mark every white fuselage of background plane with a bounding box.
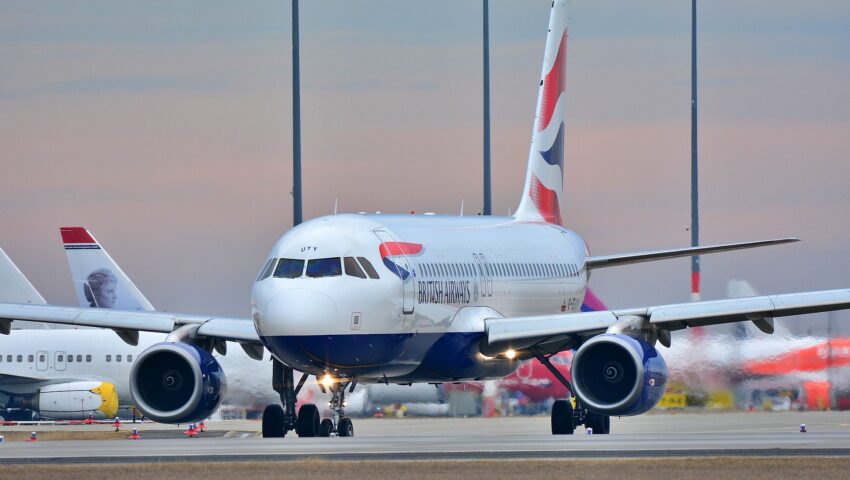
[252,214,588,383]
[0,329,280,415]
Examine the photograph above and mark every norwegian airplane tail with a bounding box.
[60,227,154,312]
[514,0,568,225]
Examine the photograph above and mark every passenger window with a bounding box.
[256,258,276,282]
[68,355,73,363]
[86,355,92,362]
[57,354,63,362]
[128,355,133,362]
[116,355,122,362]
[306,258,342,278]
[6,355,11,362]
[0,355,3,363]
[274,259,305,279]
[106,355,111,362]
[28,354,34,363]
[76,355,82,362]
[357,257,380,279]
[344,257,367,279]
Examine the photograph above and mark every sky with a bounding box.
[1,0,848,332]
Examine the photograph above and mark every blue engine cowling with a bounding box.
[571,334,667,416]
[129,342,226,423]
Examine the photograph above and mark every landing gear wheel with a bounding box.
[262,404,285,438]
[585,412,610,434]
[551,399,575,435]
[338,417,354,437]
[296,404,320,437]
[319,418,333,437]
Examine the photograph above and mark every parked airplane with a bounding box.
[0,247,119,420]
[2,0,849,438]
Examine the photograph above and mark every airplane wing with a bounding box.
[0,303,260,344]
[481,288,850,356]
[585,238,797,270]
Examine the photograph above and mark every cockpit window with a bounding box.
[257,258,277,281]
[306,257,342,278]
[274,258,305,278]
[357,257,380,279]
[343,257,367,279]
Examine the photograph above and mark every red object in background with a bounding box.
[804,381,831,411]
[498,352,572,403]
[745,338,850,376]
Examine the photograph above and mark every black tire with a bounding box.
[338,417,354,437]
[296,404,320,437]
[585,412,610,434]
[262,404,285,438]
[319,418,333,437]
[551,399,574,435]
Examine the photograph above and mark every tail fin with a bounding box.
[60,227,154,312]
[0,247,46,305]
[515,0,568,225]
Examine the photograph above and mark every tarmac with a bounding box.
[1,411,849,463]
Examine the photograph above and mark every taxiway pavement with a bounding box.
[1,411,849,463]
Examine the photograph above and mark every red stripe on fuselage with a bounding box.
[529,175,562,225]
[60,227,95,244]
[537,32,567,133]
[379,242,423,258]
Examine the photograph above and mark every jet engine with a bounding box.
[129,342,226,423]
[30,381,119,420]
[570,333,667,416]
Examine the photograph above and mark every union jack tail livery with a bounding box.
[515,0,568,225]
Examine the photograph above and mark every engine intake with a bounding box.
[571,334,667,416]
[129,342,226,423]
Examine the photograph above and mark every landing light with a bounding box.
[321,374,336,388]
[504,349,517,360]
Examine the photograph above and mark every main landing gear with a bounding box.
[261,360,355,438]
[531,349,610,435]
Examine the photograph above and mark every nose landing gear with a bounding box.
[261,359,356,438]
[318,380,354,437]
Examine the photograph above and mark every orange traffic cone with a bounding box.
[184,423,198,438]
[27,432,38,442]
[113,417,121,432]
[198,421,206,433]
[84,413,94,425]
[128,428,141,440]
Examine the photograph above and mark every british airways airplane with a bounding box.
[2,0,849,438]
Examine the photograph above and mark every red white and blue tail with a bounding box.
[515,0,568,225]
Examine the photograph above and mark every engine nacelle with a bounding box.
[129,342,226,423]
[37,381,119,420]
[571,334,667,416]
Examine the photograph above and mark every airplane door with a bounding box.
[373,230,415,315]
[36,351,48,371]
[54,351,66,371]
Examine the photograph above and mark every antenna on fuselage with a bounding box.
[333,197,338,215]
[459,199,464,216]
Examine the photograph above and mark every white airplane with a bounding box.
[0,247,120,420]
[2,0,850,438]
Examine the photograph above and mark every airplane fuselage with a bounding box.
[252,214,588,383]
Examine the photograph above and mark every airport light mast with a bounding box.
[292,0,303,226]
[482,0,492,216]
[690,0,700,301]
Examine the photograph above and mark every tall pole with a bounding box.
[292,0,303,226]
[690,0,700,301]
[482,0,492,216]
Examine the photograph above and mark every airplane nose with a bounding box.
[259,289,337,337]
